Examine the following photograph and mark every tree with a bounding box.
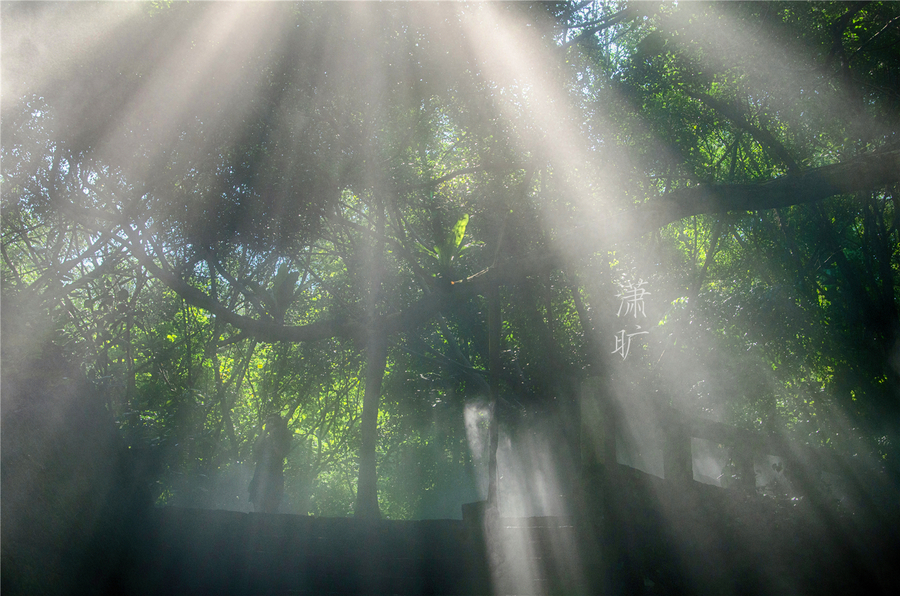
[3,0,899,534]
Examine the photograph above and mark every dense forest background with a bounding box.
[2,2,899,584]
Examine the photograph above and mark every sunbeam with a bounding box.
[3,1,899,595]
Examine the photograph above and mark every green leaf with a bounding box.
[416,242,438,258]
[450,214,469,251]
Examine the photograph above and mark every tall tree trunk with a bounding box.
[355,198,387,518]
[355,334,388,518]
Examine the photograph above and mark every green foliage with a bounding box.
[2,0,898,524]
[419,213,471,275]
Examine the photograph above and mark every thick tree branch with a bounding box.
[560,7,635,49]
[121,225,359,344]
[623,149,900,239]
[54,149,900,348]
[827,2,872,69]
[394,166,485,192]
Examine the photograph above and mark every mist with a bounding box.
[3,1,899,594]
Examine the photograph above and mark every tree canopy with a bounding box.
[3,0,898,521]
